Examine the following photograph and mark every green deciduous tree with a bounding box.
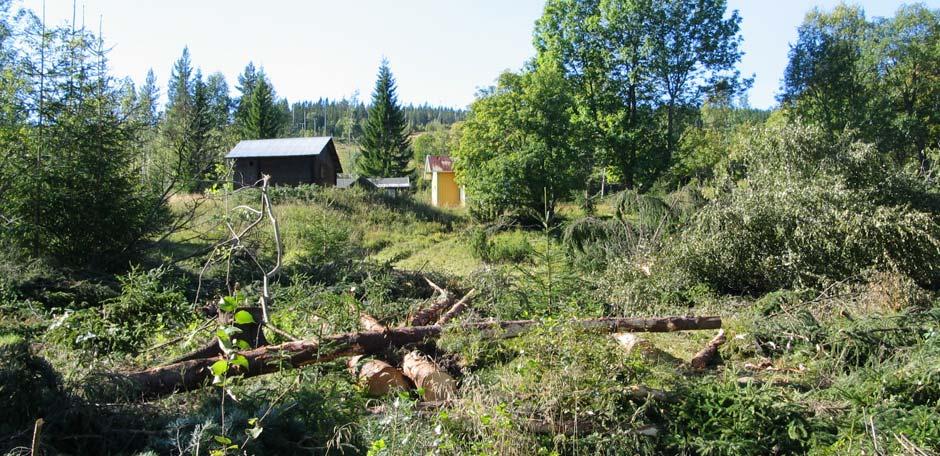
[455,64,588,220]
[781,4,940,172]
[357,60,411,177]
[534,0,745,189]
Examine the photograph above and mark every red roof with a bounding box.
[425,155,454,173]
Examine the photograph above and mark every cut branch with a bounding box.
[436,289,475,325]
[689,329,727,369]
[410,278,456,326]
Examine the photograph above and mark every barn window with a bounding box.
[248,161,254,166]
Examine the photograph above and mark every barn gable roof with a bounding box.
[425,155,454,173]
[225,137,334,159]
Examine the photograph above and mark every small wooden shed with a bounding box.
[226,137,343,187]
[424,155,464,207]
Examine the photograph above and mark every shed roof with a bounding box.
[337,176,411,189]
[425,155,454,173]
[225,137,333,159]
[371,177,411,188]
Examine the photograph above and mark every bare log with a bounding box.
[402,351,457,401]
[120,315,720,400]
[346,313,410,396]
[689,329,726,369]
[360,313,386,332]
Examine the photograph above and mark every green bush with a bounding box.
[488,231,533,263]
[666,122,940,294]
[44,266,189,354]
[280,207,362,282]
[665,376,823,455]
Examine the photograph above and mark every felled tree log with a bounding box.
[402,351,457,401]
[346,313,411,396]
[120,315,720,400]
[689,329,726,369]
[359,313,386,332]
[348,358,411,397]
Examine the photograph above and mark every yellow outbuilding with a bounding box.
[424,155,465,207]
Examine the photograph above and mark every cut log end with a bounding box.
[355,359,411,397]
[402,351,457,402]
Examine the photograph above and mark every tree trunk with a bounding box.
[348,357,411,397]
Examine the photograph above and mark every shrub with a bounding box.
[665,122,940,294]
[44,266,189,354]
[280,206,362,282]
[487,231,533,263]
[665,376,822,455]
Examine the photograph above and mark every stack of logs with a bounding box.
[119,279,725,403]
[347,279,470,400]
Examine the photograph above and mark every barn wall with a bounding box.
[233,159,260,187]
[315,154,338,186]
[258,157,314,186]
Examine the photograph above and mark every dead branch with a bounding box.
[410,278,457,326]
[689,329,726,369]
[119,315,720,400]
[436,289,475,325]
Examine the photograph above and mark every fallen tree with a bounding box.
[120,315,721,400]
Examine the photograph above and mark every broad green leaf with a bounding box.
[234,310,255,325]
[237,340,250,350]
[210,359,229,377]
[213,435,232,445]
[219,296,237,312]
[231,354,249,370]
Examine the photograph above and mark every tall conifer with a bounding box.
[357,60,411,177]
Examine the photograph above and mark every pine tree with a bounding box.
[241,75,281,139]
[161,50,216,191]
[357,60,411,177]
[205,71,232,129]
[167,47,192,112]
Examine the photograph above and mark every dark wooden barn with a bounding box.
[225,137,343,187]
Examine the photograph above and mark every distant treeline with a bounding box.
[284,98,466,140]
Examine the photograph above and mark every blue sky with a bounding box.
[22,0,940,109]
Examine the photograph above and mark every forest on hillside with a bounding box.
[1,0,940,455]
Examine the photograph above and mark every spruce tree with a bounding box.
[357,60,411,177]
[241,76,281,139]
[137,69,160,127]
[161,50,216,191]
